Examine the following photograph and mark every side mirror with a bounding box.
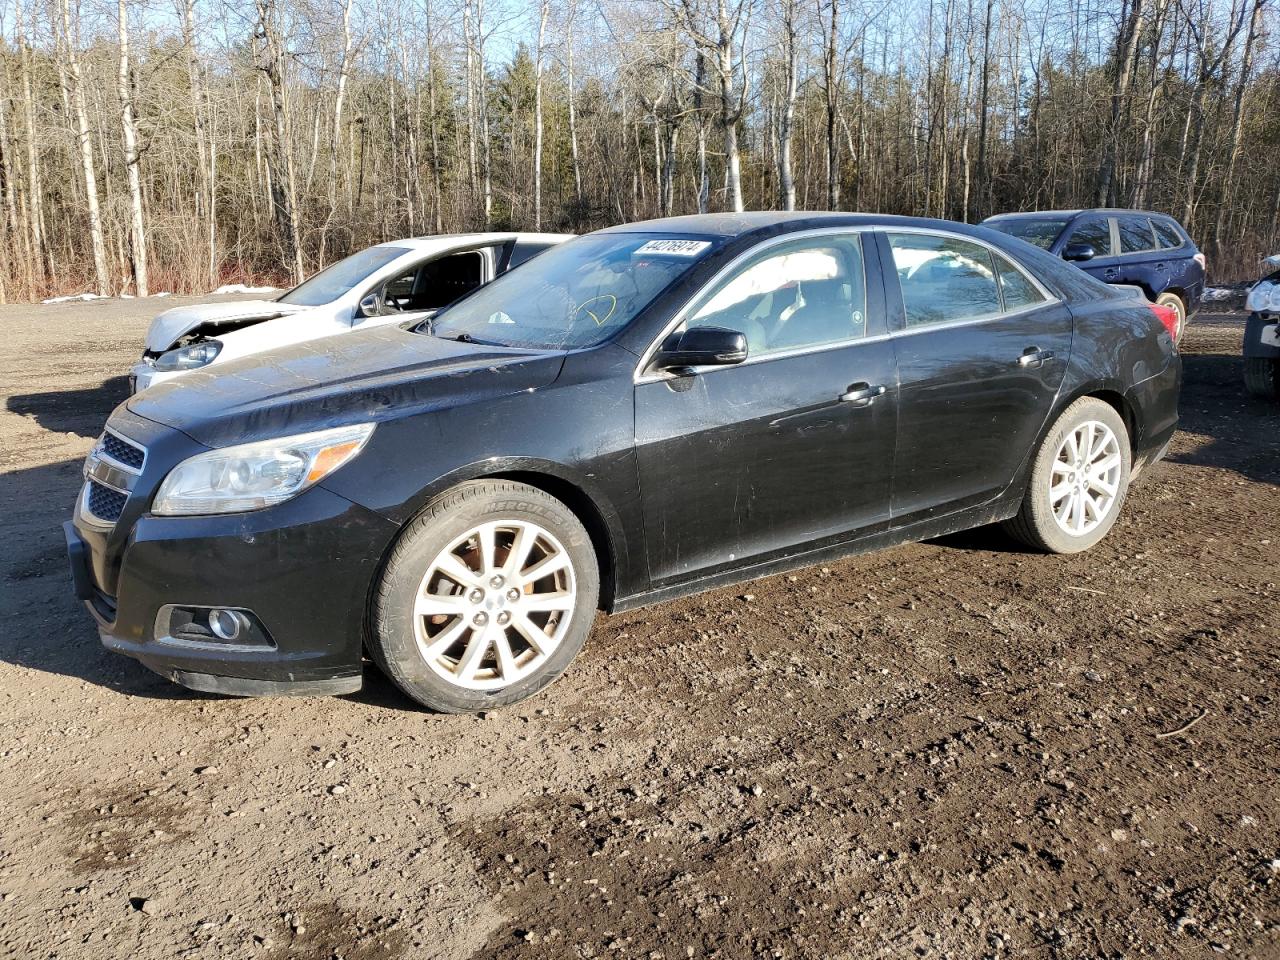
[654,326,748,371]
[357,292,383,319]
[1062,243,1097,262]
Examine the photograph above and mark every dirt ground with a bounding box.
[0,296,1277,960]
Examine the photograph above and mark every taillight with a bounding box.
[1150,302,1180,341]
[1194,252,1206,271]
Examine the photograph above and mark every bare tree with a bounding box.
[118,0,148,295]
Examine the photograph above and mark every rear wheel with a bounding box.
[369,480,599,712]
[1155,292,1186,343]
[1004,397,1131,554]
[1244,357,1280,400]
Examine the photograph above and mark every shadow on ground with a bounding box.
[6,375,130,438]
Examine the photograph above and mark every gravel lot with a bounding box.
[1,297,1277,960]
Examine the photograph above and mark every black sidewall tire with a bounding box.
[1243,357,1280,400]
[1005,398,1132,554]
[370,481,599,713]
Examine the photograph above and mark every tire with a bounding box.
[1155,292,1186,343]
[369,480,600,713]
[1003,397,1132,554]
[1243,357,1280,400]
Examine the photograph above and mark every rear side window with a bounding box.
[993,251,1047,311]
[1153,220,1185,250]
[1118,216,1157,254]
[1066,219,1113,256]
[887,233,1002,327]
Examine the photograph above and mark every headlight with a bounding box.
[1246,281,1280,314]
[153,340,223,372]
[152,424,375,516]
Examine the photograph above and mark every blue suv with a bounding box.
[983,209,1204,341]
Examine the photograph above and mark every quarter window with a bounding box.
[1117,216,1157,254]
[685,235,867,356]
[1066,219,1113,257]
[1153,220,1185,249]
[887,233,1002,327]
[993,252,1047,311]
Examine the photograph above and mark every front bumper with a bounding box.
[67,482,400,697]
[1244,313,1280,359]
[129,361,181,395]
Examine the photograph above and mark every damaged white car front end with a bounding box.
[131,232,572,394]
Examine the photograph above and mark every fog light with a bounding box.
[209,608,247,641]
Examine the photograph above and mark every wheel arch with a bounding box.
[369,458,627,614]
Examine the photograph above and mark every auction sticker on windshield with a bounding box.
[635,239,712,257]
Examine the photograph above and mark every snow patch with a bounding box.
[1264,253,1280,271]
[1203,287,1237,302]
[41,292,109,304]
[155,291,172,297]
[212,284,279,295]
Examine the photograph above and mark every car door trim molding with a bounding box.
[634,225,1059,383]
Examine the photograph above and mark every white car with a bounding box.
[131,233,572,393]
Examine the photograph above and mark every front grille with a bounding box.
[86,481,127,523]
[101,430,145,470]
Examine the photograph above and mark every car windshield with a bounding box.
[428,233,715,349]
[278,246,409,307]
[984,218,1069,250]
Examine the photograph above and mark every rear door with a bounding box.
[1113,214,1167,295]
[880,230,1073,526]
[634,231,898,586]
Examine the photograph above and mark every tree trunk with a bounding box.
[59,0,109,295]
[1212,0,1265,258]
[118,0,148,296]
[254,0,304,283]
[777,0,798,210]
[566,1,583,210]
[533,0,548,229]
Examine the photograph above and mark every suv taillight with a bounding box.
[1150,302,1180,341]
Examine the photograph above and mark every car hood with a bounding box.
[127,324,567,447]
[145,299,311,351]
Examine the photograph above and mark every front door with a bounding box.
[634,232,897,587]
[880,230,1073,526]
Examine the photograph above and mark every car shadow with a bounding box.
[6,375,130,438]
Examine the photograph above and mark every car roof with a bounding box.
[371,232,574,254]
[595,211,999,241]
[984,209,1178,222]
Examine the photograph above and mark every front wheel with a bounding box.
[1243,357,1280,400]
[1004,397,1132,554]
[369,480,599,712]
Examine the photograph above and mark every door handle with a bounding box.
[1016,347,1055,368]
[838,382,886,406]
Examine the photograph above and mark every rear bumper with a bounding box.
[1127,353,1181,477]
[67,486,400,696]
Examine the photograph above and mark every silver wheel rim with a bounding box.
[412,520,577,691]
[1049,420,1122,537]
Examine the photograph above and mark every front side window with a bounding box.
[1066,219,1113,257]
[1118,216,1157,254]
[684,235,867,357]
[279,246,409,307]
[983,218,1069,250]
[888,233,1002,327]
[429,233,714,349]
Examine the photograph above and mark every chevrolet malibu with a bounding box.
[66,213,1181,712]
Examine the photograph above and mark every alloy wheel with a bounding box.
[412,520,577,691]
[1049,420,1123,537]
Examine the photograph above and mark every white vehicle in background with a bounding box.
[131,233,572,393]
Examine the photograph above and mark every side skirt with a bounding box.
[610,496,1021,614]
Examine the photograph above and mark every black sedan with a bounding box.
[65,213,1182,712]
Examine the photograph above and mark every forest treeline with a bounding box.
[0,0,1276,302]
